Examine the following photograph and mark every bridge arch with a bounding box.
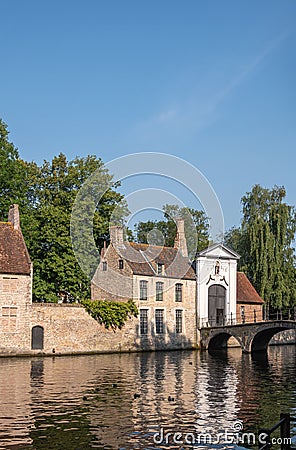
[207,331,243,352]
[201,321,296,353]
[251,325,293,352]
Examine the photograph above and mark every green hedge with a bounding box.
[81,299,138,331]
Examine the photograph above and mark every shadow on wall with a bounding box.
[133,321,194,352]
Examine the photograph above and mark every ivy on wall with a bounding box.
[81,299,138,330]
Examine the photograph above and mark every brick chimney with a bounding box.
[8,204,20,230]
[174,218,188,257]
[110,225,124,246]
[100,241,107,258]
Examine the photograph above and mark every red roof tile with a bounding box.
[0,223,31,275]
[237,272,264,304]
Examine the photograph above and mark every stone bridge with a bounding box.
[199,320,296,353]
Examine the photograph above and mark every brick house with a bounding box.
[92,226,264,345]
[91,220,197,349]
[0,204,33,352]
[236,271,264,323]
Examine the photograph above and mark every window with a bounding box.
[176,310,183,333]
[119,259,124,269]
[140,280,148,300]
[1,306,17,317]
[175,283,183,302]
[156,282,164,301]
[140,309,148,335]
[102,261,107,271]
[240,306,245,318]
[155,309,164,334]
[157,263,164,275]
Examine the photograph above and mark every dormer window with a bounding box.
[102,261,107,271]
[119,259,124,269]
[157,263,164,275]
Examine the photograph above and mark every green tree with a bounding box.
[22,153,128,302]
[0,119,28,219]
[225,185,296,309]
[133,204,209,258]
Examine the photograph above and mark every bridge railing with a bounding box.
[200,311,261,327]
[264,309,296,321]
[258,412,296,450]
[200,309,296,328]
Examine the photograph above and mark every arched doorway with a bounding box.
[31,326,44,350]
[208,285,226,326]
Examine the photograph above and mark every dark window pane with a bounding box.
[176,309,183,333]
[157,263,163,275]
[156,282,163,301]
[175,283,182,302]
[155,309,164,334]
[140,280,148,300]
[140,309,148,335]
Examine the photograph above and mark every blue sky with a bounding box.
[1,0,296,231]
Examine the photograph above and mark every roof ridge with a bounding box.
[128,241,177,250]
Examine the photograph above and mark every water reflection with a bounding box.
[0,346,295,449]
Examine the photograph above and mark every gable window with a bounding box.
[102,261,107,271]
[175,309,183,333]
[140,280,148,300]
[156,282,164,301]
[157,263,164,275]
[175,283,183,302]
[155,309,164,334]
[119,259,124,270]
[140,309,148,335]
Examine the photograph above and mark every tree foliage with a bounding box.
[0,120,128,302]
[225,185,296,308]
[133,204,209,258]
[81,299,138,330]
[22,153,128,302]
[0,119,28,220]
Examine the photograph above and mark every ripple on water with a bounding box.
[0,346,295,449]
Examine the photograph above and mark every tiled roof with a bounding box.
[114,242,196,280]
[237,272,264,304]
[0,223,31,275]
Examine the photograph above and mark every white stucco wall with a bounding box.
[196,245,238,327]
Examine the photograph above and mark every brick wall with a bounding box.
[0,282,198,356]
[236,303,263,323]
[29,288,198,355]
[91,244,133,302]
[0,274,32,353]
[133,275,197,350]
[30,303,139,354]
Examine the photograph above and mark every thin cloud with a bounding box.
[155,109,178,124]
[209,31,290,112]
[132,32,289,140]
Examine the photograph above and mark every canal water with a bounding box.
[0,346,295,450]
